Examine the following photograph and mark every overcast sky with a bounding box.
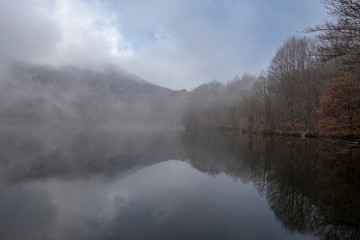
[0,0,327,90]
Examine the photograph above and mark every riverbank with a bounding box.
[188,126,360,143]
[244,129,360,143]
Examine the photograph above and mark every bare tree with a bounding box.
[268,36,316,130]
[307,0,360,74]
[253,73,274,131]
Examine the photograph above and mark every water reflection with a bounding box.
[0,127,184,182]
[182,131,360,240]
[0,128,359,239]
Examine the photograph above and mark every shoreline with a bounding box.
[187,126,360,143]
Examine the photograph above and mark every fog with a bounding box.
[1,125,358,240]
[1,1,359,239]
[0,0,190,129]
[0,59,256,131]
[0,0,323,129]
[0,62,188,128]
[0,0,326,89]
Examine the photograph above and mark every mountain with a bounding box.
[0,62,185,127]
[10,63,172,95]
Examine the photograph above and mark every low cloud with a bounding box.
[0,0,326,89]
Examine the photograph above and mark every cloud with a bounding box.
[0,0,327,89]
[0,0,131,68]
[43,0,133,67]
[0,0,59,63]
[110,0,327,89]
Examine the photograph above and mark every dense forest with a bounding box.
[182,0,360,140]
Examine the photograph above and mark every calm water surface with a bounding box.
[0,127,359,240]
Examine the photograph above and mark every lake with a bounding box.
[0,127,359,240]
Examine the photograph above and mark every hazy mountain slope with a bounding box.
[0,62,186,127]
[10,63,172,95]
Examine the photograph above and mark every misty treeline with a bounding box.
[182,74,255,131]
[183,0,360,138]
[1,0,359,137]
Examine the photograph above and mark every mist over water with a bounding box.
[0,35,358,240]
[0,1,359,239]
[0,128,359,240]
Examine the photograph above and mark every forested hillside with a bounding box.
[182,0,360,140]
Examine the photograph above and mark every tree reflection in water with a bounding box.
[182,131,360,240]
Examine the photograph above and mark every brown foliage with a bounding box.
[318,73,360,136]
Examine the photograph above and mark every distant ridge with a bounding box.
[10,63,172,95]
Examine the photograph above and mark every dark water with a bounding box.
[0,127,359,240]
